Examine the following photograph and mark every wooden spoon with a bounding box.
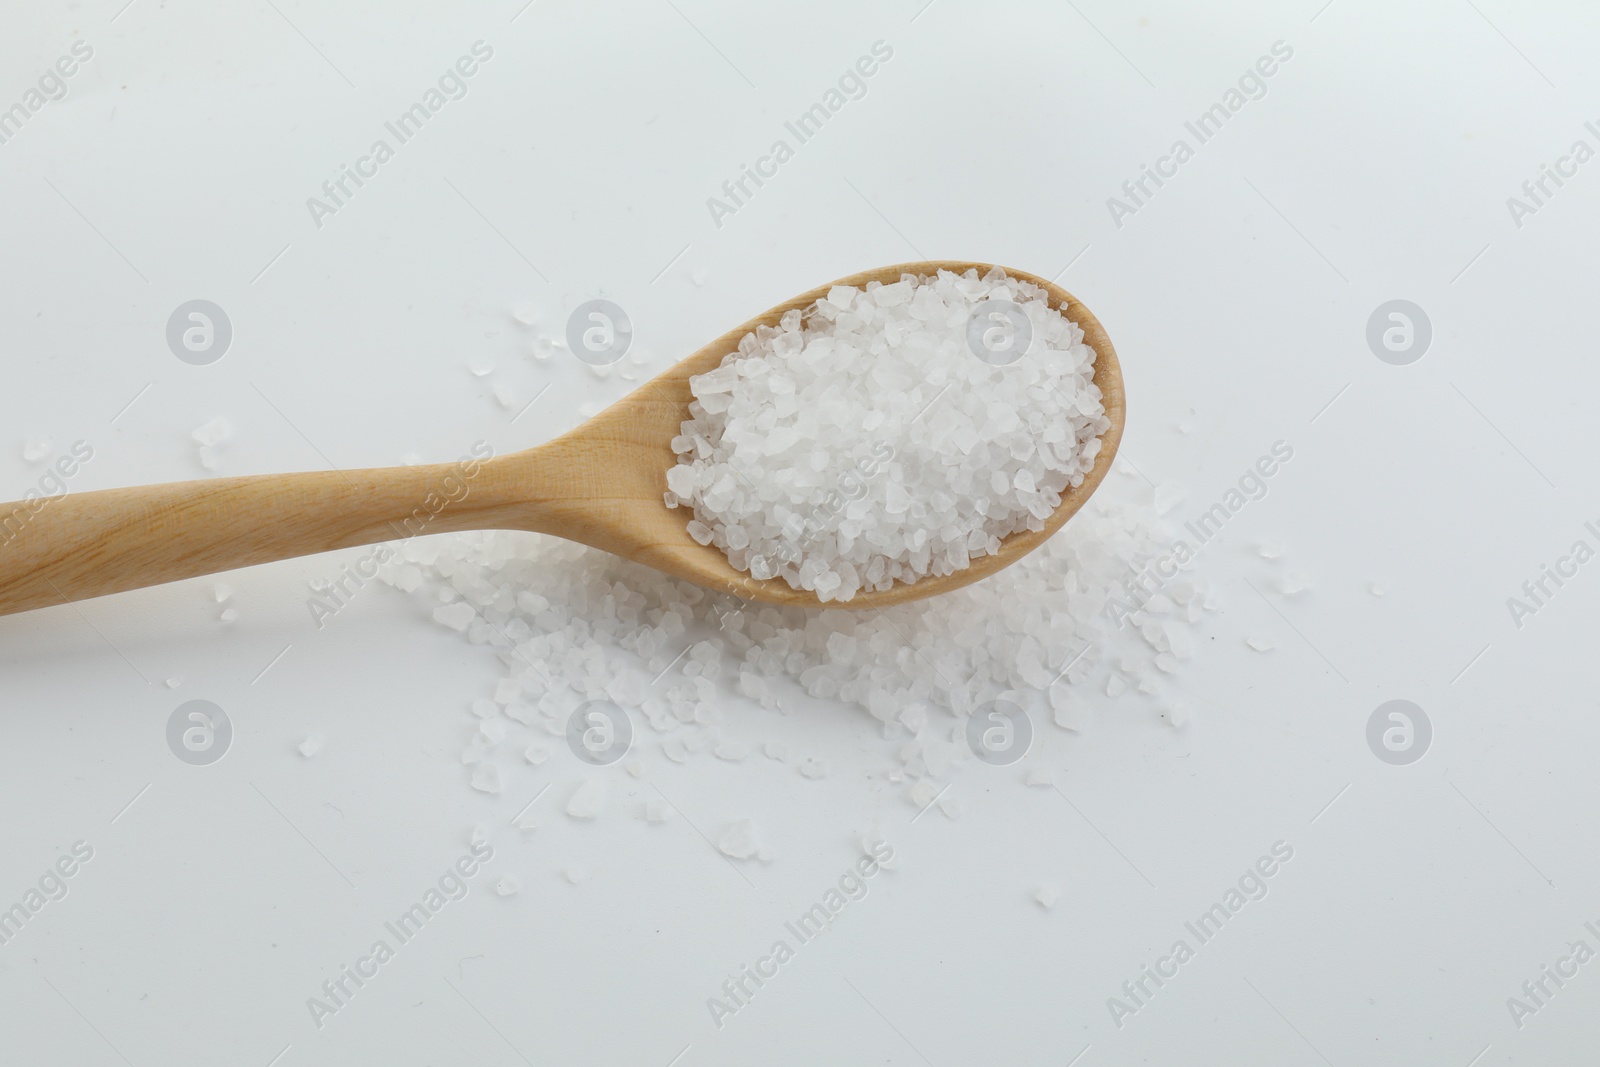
[0,261,1123,618]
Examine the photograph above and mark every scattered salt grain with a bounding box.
[561,866,586,884]
[1369,582,1385,597]
[523,743,550,765]
[22,438,49,462]
[644,799,669,823]
[565,779,606,819]
[492,383,516,409]
[715,741,748,761]
[717,819,763,860]
[469,824,489,846]
[470,697,497,719]
[219,607,239,623]
[799,758,829,780]
[939,794,963,819]
[1036,885,1059,909]
[297,734,324,758]
[494,876,519,896]
[193,417,231,448]
[164,676,182,689]
[1247,636,1274,652]
[213,583,232,603]
[469,358,494,377]
[470,765,502,794]
[381,465,1217,793]
[1258,542,1285,560]
[435,603,477,632]
[1024,767,1053,787]
[511,302,539,326]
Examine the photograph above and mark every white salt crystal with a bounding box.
[715,741,748,761]
[1258,542,1286,560]
[565,779,606,819]
[492,383,515,409]
[562,866,586,884]
[799,758,828,780]
[434,603,477,632]
[470,697,497,719]
[763,741,790,762]
[214,583,232,603]
[1369,583,1386,597]
[471,765,502,794]
[469,824,488,846]
[1246,636,1274,652]
[469,358,494,377]
[192,417,232,447]
[1153,484,1184,515]
[164,676,182,689]
[644,799,669,823]
[524,743,550,765]
[1025,768,1053,787]
[494,876,519,896]
[1036,885,1059,909]
[22,439,49,462]
[717,819,762,859]
[298,734,324,757]
[511,302,538,326]
[939,794,962,819]
[219,607,239,623]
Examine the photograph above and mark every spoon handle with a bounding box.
[0,457,509,617]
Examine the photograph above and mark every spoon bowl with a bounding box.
[0,261,1122,618]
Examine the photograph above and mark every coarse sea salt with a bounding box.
[665,268,1108,603]
[378,468,1217,806]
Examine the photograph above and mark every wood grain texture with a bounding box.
[0,261,1123,617]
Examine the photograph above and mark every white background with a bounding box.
[2,0,1598,1064]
